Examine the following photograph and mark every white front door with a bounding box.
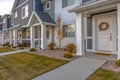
[96,16,113,51]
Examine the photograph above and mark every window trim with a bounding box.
[45,1,51,10]
[22,5,28,19]
[3,18,6,23]
[14,11,17,18]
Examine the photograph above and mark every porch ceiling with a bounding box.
[83,4,117,15]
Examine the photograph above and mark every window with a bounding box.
[63,24,75,37]
[15,11,17,18]
[45,1,51,10]
[62,0,75,8]
[22,5,28,19]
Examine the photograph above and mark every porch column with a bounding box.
[13,30,17,46]
[117,3,120,59]
[9,30,13,45]
[30,26,35,48]
[41,23,46,49]
[38,26,41,48]
[76,12,84,56]
[1,32,4,45]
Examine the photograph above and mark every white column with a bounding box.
[41,24,46,49]
[30,27,35,48]
[9,30,13,45]
[117,3,120,60]
[76,13,84,56]
[1,32,4,45]
[13,30,17,46]
[38,26,41,48]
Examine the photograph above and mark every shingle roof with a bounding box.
[35,11,56,24]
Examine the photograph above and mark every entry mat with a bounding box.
[95,53,112,56]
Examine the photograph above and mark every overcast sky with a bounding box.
[0,0,15,15]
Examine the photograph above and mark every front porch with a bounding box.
[8,11,56,49]
[73,0,120,59]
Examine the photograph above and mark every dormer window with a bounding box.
[45,1,51,10]
[62,0,75,8]
[22,5,28,19]
[15,11,17,18]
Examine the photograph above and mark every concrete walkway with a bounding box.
[33,57,106,80]
[0,49,29,56]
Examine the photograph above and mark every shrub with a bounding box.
[12,46,16,48]
[48,42,56,50]
[3,43,9,46]
[66,43,76,53]
[30,48,36,52]
[19,47,24,49]
[64,52,73,58]
[17,44,23,47]
[116,60,120,67]
[7,45,11,47]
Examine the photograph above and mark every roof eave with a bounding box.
[69,0,120,13]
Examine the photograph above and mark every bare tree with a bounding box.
[56,16,64,49]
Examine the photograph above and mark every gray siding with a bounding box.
[43,0,55,20]
[14,0,33,27]
[15,0,27,8]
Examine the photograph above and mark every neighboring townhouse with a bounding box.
[0,14,13,45]
[42,0,80,48]
[69,0,120,59]
[11,0,55,49]
[0,16,3,45]
[9,0,79,49]
[54,0,79,47]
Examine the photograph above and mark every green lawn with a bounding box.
[0,47,14,53]
[87,69,120,80]
[0,52,68,80]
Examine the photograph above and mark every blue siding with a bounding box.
[35,0,43,12]
[0,24,3,31]
[7,18,12,28]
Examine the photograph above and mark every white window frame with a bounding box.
[11,17,14,25]
[63,24,76,37]
[22,5,28,19]
[3,18,6,23]
[15,11,17,18]
[45,1,51,10]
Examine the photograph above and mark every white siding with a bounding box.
[54,0,80,48]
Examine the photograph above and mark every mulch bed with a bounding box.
[31,50,80,61]
[101,60,120,72]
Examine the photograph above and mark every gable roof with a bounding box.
[11,0,18,13]
[28,11,56,26]
[11,0,28,13]
[35,11,56,24]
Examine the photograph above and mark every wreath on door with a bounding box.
[99,22,109,31]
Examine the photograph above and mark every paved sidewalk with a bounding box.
[33,57,106,80]
[0,49,29,56]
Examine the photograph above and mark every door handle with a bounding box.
[110,33,112,41]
